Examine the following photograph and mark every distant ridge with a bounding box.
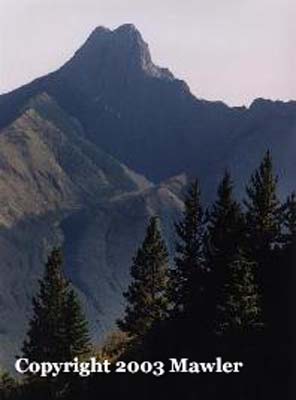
[0,24,295,196]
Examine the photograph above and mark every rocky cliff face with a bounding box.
[0,24,295,370]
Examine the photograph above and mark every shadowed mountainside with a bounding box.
[2,24,295,194]
[0,92,183,370]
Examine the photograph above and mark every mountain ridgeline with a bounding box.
[0,24,295,372]
[1,24,295,194]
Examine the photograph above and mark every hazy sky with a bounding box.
[0,0,295,106]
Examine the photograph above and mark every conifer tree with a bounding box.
[282,192,296,247]
[281,193,296,318]
[117,217,169,340]
[22,248,91,364]
[63,288,91,360]
[170,180,205,317]
[205,172,245,318]
[206,171,245,275]
[244,151,281,324]
[205,171,245,330]
[244,151,281,261]
[217,250,262,336]
[22,249,69,362]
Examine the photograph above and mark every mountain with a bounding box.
[0,24,295,370]
[224,99,296,197]
[0,24,247,189]
[1,24,295,198]
[0,92,183,370]
[0,93,151,226]
[1,24,295,193]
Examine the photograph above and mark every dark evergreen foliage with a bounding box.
[0,371,17,400]
[205,172,246,325]
[206,171,245,265]
[282,192,296,247]
[170,180,205,317]
[22,249,69,363]
[22,248,91,364]
[8,152,294,400]
[63,289,92,360]
[244,151,282,326]
[117,217,169,340]
[244,151,281,258]
[217,250,263,336]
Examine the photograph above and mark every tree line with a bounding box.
[1,151,294,399]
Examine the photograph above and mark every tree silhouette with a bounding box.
[170,180,205,318]
[117,217,169,340]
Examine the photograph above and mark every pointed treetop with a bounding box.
[117,216,169,339]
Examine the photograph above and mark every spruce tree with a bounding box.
[217,250,262,337]
[244,151,281,260]
[205,172,245,319]
[22,248,91,364]
[117,217,169,340]
[281,192,296,337]
[170,180,205,317]
[244,151,281,324]
[281,192,296,302]
[282,192,296,247]
[63,288,91,360]
[206,171,245,275]
[22,249,69,362]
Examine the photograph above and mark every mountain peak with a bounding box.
[88,25,111,38]
[87,23,141,43]
[62,24,174,86]
[114,23,138,34]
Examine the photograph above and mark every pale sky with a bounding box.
[0,0,295,106]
